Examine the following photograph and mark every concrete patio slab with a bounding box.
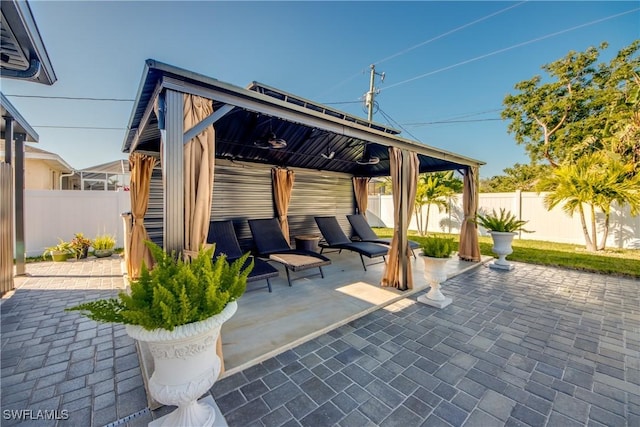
[222,251,484,374]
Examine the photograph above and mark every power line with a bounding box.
[377,107,423,142]
[318,2,527,99]
[373,1,528,66]
[3,94,135,102]
[322,100,362,106]
[381,7,640,92]
[403,118,503,126]
[30,125,127,130]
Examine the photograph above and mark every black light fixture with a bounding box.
[321,150,335,160]
[254,120,287,149]
[356,143,379,165]
[321,141,335,159]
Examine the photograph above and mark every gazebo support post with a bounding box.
[162,89,185,253]
[14,132,26,276]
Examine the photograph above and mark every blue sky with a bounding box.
[2,1,638,178]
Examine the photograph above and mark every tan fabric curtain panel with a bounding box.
[272,168,295,243]
[127,152,157,279]
[352,177,370,218]
[183,94,215,254]
[458,166,481,262]
[381,148,419,290]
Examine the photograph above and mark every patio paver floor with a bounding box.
[1,255,639,426]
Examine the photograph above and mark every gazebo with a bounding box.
[121,59,484,291]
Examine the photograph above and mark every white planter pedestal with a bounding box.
[150,395,226,427]
[126,301,237,427]
[417,255,452,309]
[488,231,517,271]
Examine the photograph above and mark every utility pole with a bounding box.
[365,64,385,122]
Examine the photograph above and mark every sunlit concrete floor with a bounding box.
[221,251,488,375]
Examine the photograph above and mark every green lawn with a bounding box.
[373,228,640,278]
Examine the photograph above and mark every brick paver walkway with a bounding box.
[211,263,640,427]
[1,256,147,427]
[1,259,639,426]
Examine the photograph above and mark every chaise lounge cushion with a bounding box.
[347,214,420,251]
[248,218,331,285]
[207,220,279,291]
[314,216,388,271]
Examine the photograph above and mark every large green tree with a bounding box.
[502,40,639,168]
[503,41,639,250]
[480,163,551,192]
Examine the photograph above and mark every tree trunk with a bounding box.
[425,204,431,235]
[590,204,598,252]
[598,209,610,251]
[578,204,595,251]
[415,206,424,236]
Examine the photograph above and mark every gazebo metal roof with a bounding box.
[122,59,484,177]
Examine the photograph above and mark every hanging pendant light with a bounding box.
[254,118,287,149]
[321,150,335,160]
[356,143,379,165]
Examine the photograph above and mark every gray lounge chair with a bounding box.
[207,220,279,292]
[347,214,419,257]
[314,216,388,271]
[248,218,331,286]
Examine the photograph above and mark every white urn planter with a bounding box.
[126,301,238,427]
[488,231,517,270]
[417,255,452,308]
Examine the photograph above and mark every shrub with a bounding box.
[421,236,455,258]
[475,208,532,233]
[66,241,253,331]
[92,234,116,250]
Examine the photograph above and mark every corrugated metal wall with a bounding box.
[211,160,355,250]
[145,167,164,246]
[144,159,355,251]
[0,163,14,295]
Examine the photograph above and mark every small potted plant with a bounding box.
[66,241,253,427]
[70,233,92,259]
[92,234,116,258]
[475,208,532,270]
[418,236,455,308]
[43,239,74,262]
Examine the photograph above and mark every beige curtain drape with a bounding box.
[183,94,215,254]
[353,177,370,218]
[458,166,481,261]
[183,94,223,371]
[382,148,419,289]
[127,152,157,278]
[272,168,295,243]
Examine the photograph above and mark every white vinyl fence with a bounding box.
[24,190,130,257]
[371,190,640,249]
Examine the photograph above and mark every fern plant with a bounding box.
[475,208,532,233]
[420,236,455,258]
[66,241,252,331]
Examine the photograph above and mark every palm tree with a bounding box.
[538,155,600,251]
[538,152,640,251]
[414,172,457,236]
[592,155,640,249]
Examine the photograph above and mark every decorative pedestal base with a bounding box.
[489,261,514,271]
[417,293,452,309]
[150,395,227,427]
